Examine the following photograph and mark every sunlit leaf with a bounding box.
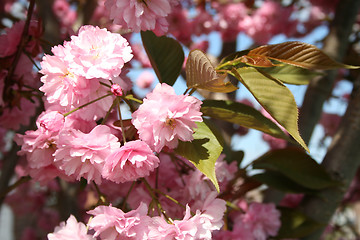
[259,65,323,85]
[174,121,222,192]
[238,55,279,68]
[248,41,359,70]
[252,148,340,190]
[232,67,308,152]
[186,50,238,93]
[141,31,184,86]
[201,100,290,140]
[276,207,323,239]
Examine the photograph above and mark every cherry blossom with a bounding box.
[132,83,203,152]
[54,125,120,184]
[47,215,94,240]
[88,203,150,240]
[102,140,160,183]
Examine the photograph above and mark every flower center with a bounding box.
[165,118,176,129]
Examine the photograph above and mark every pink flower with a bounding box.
[47,215,94,240]
[40,52,92,108]
[54,125,120,184]
[103,140,160,183]
[37,110,65,133]
[148,196,226,240]
[88,203,150,240]
[66,25,133,79]
[136,71,155,89]
[132,83,203,152]
[242,202,281,240]
[105,0,176,34]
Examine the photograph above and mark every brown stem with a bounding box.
[3,0,36,105]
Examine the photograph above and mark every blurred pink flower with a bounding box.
[105,0,176,34]
[54,125,120,184]
[102,140,160,183]
[132,83,203,152]
[0,97,38,131]
[88,203,150,240]
[320,112,342,137]
[280,193,304,208]
[136,71,155,89]
[242,202,281,240]
[0,21,23,57]
[47,215,94,240]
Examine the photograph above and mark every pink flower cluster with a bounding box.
[47,193,226,240]
[40,25,133,121]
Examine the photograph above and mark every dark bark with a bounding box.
[298,0,360,145]
[300,76,360,240]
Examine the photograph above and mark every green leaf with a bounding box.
[251,171,317,194]
[252,148,340,190]
[141,31,184,86]
[186,50,238,93]
[201,100,290,140]
[174,121,223,192]
[259,64,323,85]
[248,41,359,70]
[232,67,308,152]
[275,207,323,239]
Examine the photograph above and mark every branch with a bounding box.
[298,0,360,144]
[300,76,360,240]
[2,0,36,105]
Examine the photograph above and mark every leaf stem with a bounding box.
[117,98,127,144]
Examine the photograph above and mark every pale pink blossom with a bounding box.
[136,71,155,89]
[148,206,199,239]
[132,83,203,152]
[47,215,94,240]
[105,0,177,34]
[15,121,69,184]
[102,140,160,183]
[88,203,150,240]
[40,52,92,108]
[242,202,281,240]
[66,25,133,79]
[148,196,226,240]
[54,125,120,184]
[37,110,65,133]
